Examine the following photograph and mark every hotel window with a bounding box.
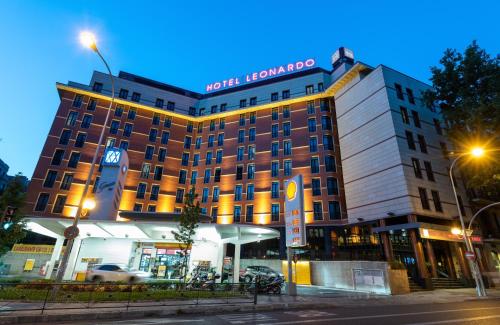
[191,170,198,185]
[73,94,83,108]
[271,124,279,138]
[197,122,203,133]
[174,208,182,214]
[68,152,80,168]
[235,185,243,201]
[208,135,214,148]
[233,206,242,222]
[66,111,78,126]
[105,138,115,148]
[328,201,341,220]
[321,116,332,131]
[271,142,279,157]
[238,130,245,143]
[250,97,257,106]
[51,149,65,166]
[240,99,247,108]
[211,105,218,114]
[237,147,244,161]
[181,152,190,166]
[440,142,449,159]
[34,193,50,212]
[178,170,187,184]
[209,120,216,131]
[167,101,175,111]
[109,120,119,134]
[155,98,164,108]
[192,153,199,166]
[248,145,255,160]
[284,140,292,155]
[284,160,292,176]
[145,146,154,160]
[308,118,316,132]
[431,190,443,212]
[43,170,57,188]
[161,131,170,145]
[247,164,255,179]
[154,166,163,181]
[405,131,416,150]
[282,89,290,99]
[327,177,338,195]
[395,83,404,100]
[158,148,167,162]
[59,129,71,145]
[283,106,290,118]
[325,155,336,172]
[149,128,158,142]
[120,141,129,151]
[424,161,435,181]
[418,187,430,210]
[271,92,278,101]
[204,169,211,183]
[119,89,129,99]
[400,106,410,124]
[312,178,321,196]
[411,110,421,128]
[220,118,226,129]
[212,186,220,202]
[313,202,323,220]
[412,158,422,178]
[52,195,67,214]
[136,183,147,199]
[272,181,280,199]
[205,151,213,165]
[307,100,315,114]
[127,108,137,120]
[283,122,291,137]
[147,205,156,212]
[323,135,334,151]
[309,137,318,152]
[60,173,73,190]
[140,163,150,179]
[247,184,254,200]
[406,88,415,104]
[246,205,254,223]
[131,92,141,102]
[186,122,193,133]
[236,165,243,180]
[150,185,160,201]
[239,113,246,125]
[271,161,279,177]
[164,116,172,127]
[305,85,314,95]
[211,207,218,222]
[195,136,202,149]
[272,108,279,120]
[184,136,192,149]
[75,132,86,148]
[271,203,280,222]
[92,82,103,93]
[318,82,324,92]
[133,204,142,212]
[202,188,209,203]
[220,103,227,112]
[123,123,133,137]
[175,188,185,203]
[433,119,443,135]
[87,99,97,111]
[216,150,223,164]
[214,168,221,182]
[113,106,123,117]
[249,128,256,141]
[417,134,427,153]
[218,133,224,146]
[320,99,329,111]
[310,157,320,173]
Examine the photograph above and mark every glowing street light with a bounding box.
[471,147,485,158]
[79,31,97,51]
[451,227,462,236]
[83,198,96,211]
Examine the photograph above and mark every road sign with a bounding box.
[465,251,476,261]
[64,225,80,240]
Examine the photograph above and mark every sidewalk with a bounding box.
[1,288,499,324]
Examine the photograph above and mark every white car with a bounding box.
[86,263,151,283]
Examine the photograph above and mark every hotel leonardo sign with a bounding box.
[284,175,306,247]
[206,58,316,92]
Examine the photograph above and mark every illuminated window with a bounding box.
[284,160,292,176]
[284,140,292,155]
[149,128,158,142]
[308,118,316,132]
[235,185,242,201]
[234,206,242,222]
[246,205,254,223]
[271,181,280,199]
[205,151,212,165]
[123,123,133,137]
[81,114,92,129]
[271,203,280,222]
[43,170,57,188]
[246,184,254,200]
[59,129,71,145]
[312,178,321,196]
[271,161,279,177]
[140,163,150,179]
[313,202,323,220]
[105,138,115,148]
[152,113,160,125]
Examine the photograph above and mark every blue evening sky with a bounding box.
[0,1,498,177]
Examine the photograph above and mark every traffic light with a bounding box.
[1,206,16,231]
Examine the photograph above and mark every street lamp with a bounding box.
[449,147,487,297]
[54,31,115,282]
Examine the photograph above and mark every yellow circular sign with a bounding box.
[286,180,297,201]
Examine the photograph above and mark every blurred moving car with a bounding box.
[239,265,284,283]
[86,263,152,283]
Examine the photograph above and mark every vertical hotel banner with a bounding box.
[284,175,306,247]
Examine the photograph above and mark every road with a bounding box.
[28,299,500,325]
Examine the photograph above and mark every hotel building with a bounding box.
[25,48,491,288]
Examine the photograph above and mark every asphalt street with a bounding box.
[25,299,500,325]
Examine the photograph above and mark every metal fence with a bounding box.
[0,281,257,315]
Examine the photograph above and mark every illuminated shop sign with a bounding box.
[206,58,316,93]
[284,175,306,247]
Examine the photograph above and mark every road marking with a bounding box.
[406,315,500,325]
[284,310,336,318]
[218,313,277,324]
[111,319,204,324]
[259,306,500,324]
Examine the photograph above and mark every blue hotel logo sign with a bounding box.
[103,148,121,166]
[284,175,306,247]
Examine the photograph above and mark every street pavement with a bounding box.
[23,300,500,324]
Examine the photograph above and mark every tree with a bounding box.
[0,174,27,258]
[423,41,500,198]
[171,187,200,282]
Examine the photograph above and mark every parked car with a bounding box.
[86,263,151,283]
[239,265,284,283]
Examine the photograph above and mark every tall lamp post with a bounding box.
[54,31,115,282]
[449,147,487,297]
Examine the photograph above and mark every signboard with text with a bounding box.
[284,175,306,247]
